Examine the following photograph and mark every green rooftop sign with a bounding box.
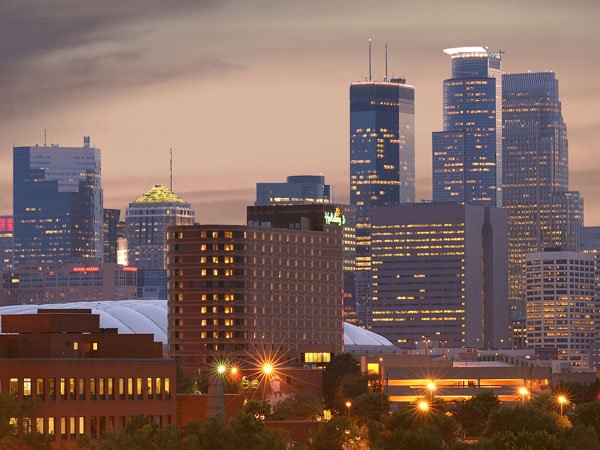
[324,207,346,226]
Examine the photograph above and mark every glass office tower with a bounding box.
[433,47,503,207]
[125,184,195,299]
[256,175,331,206]
[103,209,120,264]
[350,77,415,324]
[13,137,102,267]
[503,72,583,347]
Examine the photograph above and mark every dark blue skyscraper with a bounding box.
[13,137,103,267]
[503,72,583,346]
[433,47,503,206]
[350,76,415,323]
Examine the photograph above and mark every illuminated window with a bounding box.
[36,378,44,400]
[36,417,44,434]
[136,378,143,397]
[48,417,55,435]
[164,378,171,398]
[108,378,114,398]
[60,378,66,400]
[9,378,18,397]
[73,342,79,350]
[92,342,98,351]
[69,378,76,399]
[23,378,32,398]
[155,378,162,397]
[118,378,125,399]
[146,378,153,398]
[127,378,134,398]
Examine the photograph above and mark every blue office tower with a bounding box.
[350,77,415,324]
[433,47,503,206]
[256,175,331,206]
[503,72,583,347]
[13,137,103,267]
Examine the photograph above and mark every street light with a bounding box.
[217,364,227,375]
[418,400,430,413]
[345,401,352,419]
[518,387,529,404]
[262,363,273,376]
[230,366,238,375]
[427,381,437,399]
[557,395,568,416]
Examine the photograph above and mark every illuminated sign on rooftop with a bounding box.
[324,207,346,226]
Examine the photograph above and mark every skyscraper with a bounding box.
[256,175,331,206]
[503,72,584,346]
[432,47,503,207]
[0,216,13,271]
[103,209,120,264]
[13,137,102,267]
[369,203,509,349]
[125,184,195,299]
[350,75,415,323]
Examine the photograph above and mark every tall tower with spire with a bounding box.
[349,41,415,324]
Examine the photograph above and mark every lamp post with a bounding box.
[518,387,529,404]
[418,400,429,413]
[345,401,352,420]
[557,395,568,416]
[427,381,437,400]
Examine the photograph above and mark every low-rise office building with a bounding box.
[363,354,551,406]
[0,262,137,305]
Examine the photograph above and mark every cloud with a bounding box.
[0,0,230,116]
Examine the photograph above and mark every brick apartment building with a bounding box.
[0,309,176,445]
[167,224,344,374]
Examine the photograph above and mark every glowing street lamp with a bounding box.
[216,364,227,375]
[345,400,352,419]
[518,387,529,404]
[427,381,437,399]
[262,363,273,376]
[418,400,430,413]
[230,366,238,376]
[557,395,568,415]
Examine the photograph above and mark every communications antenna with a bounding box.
[170,148,173,192]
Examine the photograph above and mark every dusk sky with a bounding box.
[1,0,599,224]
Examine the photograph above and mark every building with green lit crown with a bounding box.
[125,185,195,299]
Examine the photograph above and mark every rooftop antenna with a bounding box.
[44,129,47,146]
[170,148,173,192]
[368,39,372,81]
[385,43,388,81]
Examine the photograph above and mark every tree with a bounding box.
[565,424,600,450]
[307,416,354,450]
[323,354,361,407]
[227,412,287,450]
[483,404,560,437]
[481,430,561,450]
[571,401,600,435]
[451,391,500,437]
[351,392,390,423]
[181,416,228,450]
[244,400,272,419]
[271,391,323,421]
[175,358,194,394]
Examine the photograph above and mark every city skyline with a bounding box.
[0,1,599,225]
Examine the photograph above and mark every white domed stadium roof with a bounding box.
[0,300,394,349]
[343,322,394,347]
